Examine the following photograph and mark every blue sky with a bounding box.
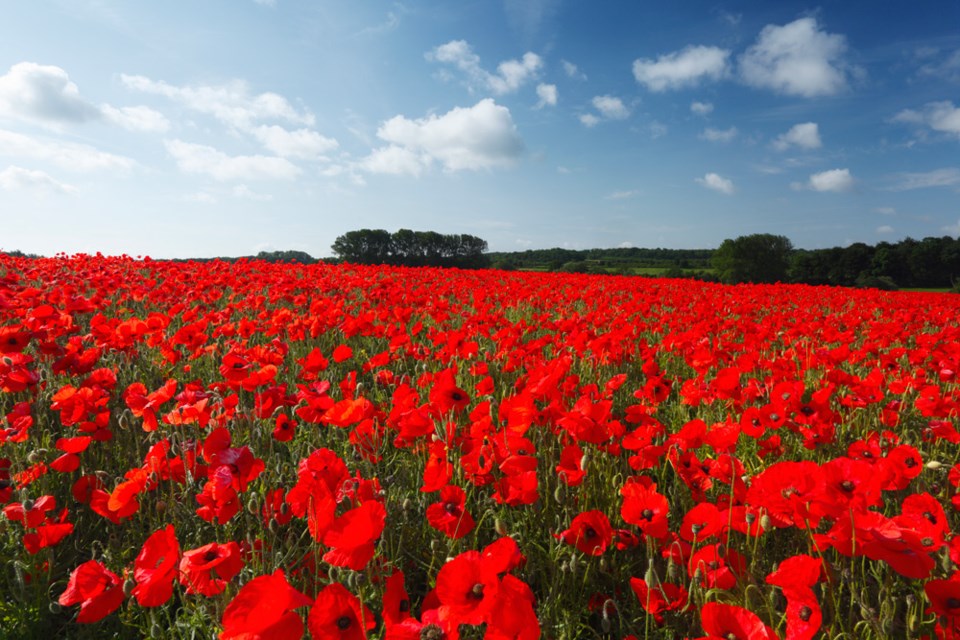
[1,1,959,258]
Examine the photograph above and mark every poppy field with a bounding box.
[2,253,960,640]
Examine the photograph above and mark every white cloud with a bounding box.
[122,74,314,129]
[231,184,272,201]
[893,101,960,140]
[875,207,896,215]
[885,167,960,191]
[807,168,854,192]
[876,225,894,234]
[592,95,630,120]
[606,190,639,200]
[562,60,587,80]
[690,101,714,116]
[773,122,822,150]
[164,139,301,181]
[364,99,524,175]
[633,45,731,91]
[700,126,738,143]
[739,18,855,97]
[535,83,558,108]
[0,128,135,172]
[360,145,426,177]
[696,172,735,195]
[649,121,668,139]
[579,113,600,128]
[100,104,170,133]
[0,165,76,194]
[0,62,100,127]
[249,125,338,159]
[918,49,960,82]
[426,41,542,95]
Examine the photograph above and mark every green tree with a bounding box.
[712,234,794,284]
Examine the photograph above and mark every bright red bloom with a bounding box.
[58,560,125,623]
[220,569,312,640]
[436,550,501,626]
[699,602,777,640]
[322,499,387,570]
[132,524,180,607]
[308,582,375,640]
[179,541,243,596]
[556,510,613,556]
[629,578,688,624]
[426,485,476,539]
[620,476,670,539]
[688,543,745,590]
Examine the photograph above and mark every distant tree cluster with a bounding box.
[331,229,489,269]
[487,246,713,271]
[710,233,960,289]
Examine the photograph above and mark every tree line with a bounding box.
[330,229,490,269]
[711,234,960,289]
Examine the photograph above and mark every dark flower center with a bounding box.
[799,606,812,621]
[904,457,917,467]
[336,615,352,630]
[924,511,937,524]
[839,480,856,493]
[641,509,654,521]
[469,583,485,600]
[584,526,597,539]
[399,599,410,613]
[421,624,444,640]
[946,598,960,609]
[444,502,459,514]
[203,550,219,562]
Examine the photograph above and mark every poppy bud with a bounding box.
[925,461,942,470]
[402,498,412,511]
[568,555,577,577]
[23,499,35,512]
[246,496,259,515]
[118,412,129,430]
[644,559,658,586]
[553,484,564,504]
[48,602,62,614]
[156,500,166,513]
[759,514,771,531]
[28,449,46,464]
[494,517,508,536]
[124,577,136,597]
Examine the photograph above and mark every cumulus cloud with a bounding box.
[579,113,600,128]
[249,125,338,159]
[0,128,135,172]
[773,122,822,150]
[632,45,730,91]
[427,40,542,95]
[893,101,960,140]
[885,167,960,191]
[739,18,856,97]
[100,104,170,133]
[362,99,524,175]
[562,60,587,80]
[122,74,314,129]
[876,225,894,234]
[535,83,558,108]
[0,165,76,194]
[0,62,100,126]
[696,172,735,195]
[605,190,639,200]
[690,101,714,116]
[700,126,738,143]
[592,95,630,120]
[165,139,301,181]
[917,48,960,83]
[806,168,854,192]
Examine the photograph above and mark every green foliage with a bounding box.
[331,228,490,269]
[712,234,793,284]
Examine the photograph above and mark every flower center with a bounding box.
[799,606,812,621]
[469,583,485,600]
[336,615,352,630]
[641,509,654,520]
[839,480,856,493]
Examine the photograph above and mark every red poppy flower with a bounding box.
[679,502,725,543]
[620,477,670,539]
[556,510,613,556]
[220,569,312,640]
[322,499,387,571]
[629,578,688,624]
[332,344,353,363]
[132,524,180,607]
[58,560,125,623]
[308,582,375,640]
[436,550,501,626]
[486,573,540,640]
[688,544,745,590]
[273,413,297,442]
[382,570,412,630]
[699,602,777,640]
[179,540,243,596]
[426,485,476,540]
